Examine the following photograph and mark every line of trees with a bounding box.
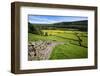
[28,20,88,32]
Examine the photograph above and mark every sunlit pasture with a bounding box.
[28,29,88,60]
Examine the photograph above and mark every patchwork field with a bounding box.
[28,30,88,60]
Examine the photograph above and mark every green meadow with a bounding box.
[28,29,88,60]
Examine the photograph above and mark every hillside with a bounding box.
[28,20,88,32]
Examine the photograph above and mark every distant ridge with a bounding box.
[29,20,87,25]
[28,20,88,31]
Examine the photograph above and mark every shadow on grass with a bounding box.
[55,35,79,41]
[55,35,87,48]
[70,42,87,48]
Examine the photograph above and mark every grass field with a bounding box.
[28,29,88,60]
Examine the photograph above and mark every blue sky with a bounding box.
[28,15,88,24]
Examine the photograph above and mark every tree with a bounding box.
[45,32,48,36]
[74,32,82,46]
[28,22,42,35]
